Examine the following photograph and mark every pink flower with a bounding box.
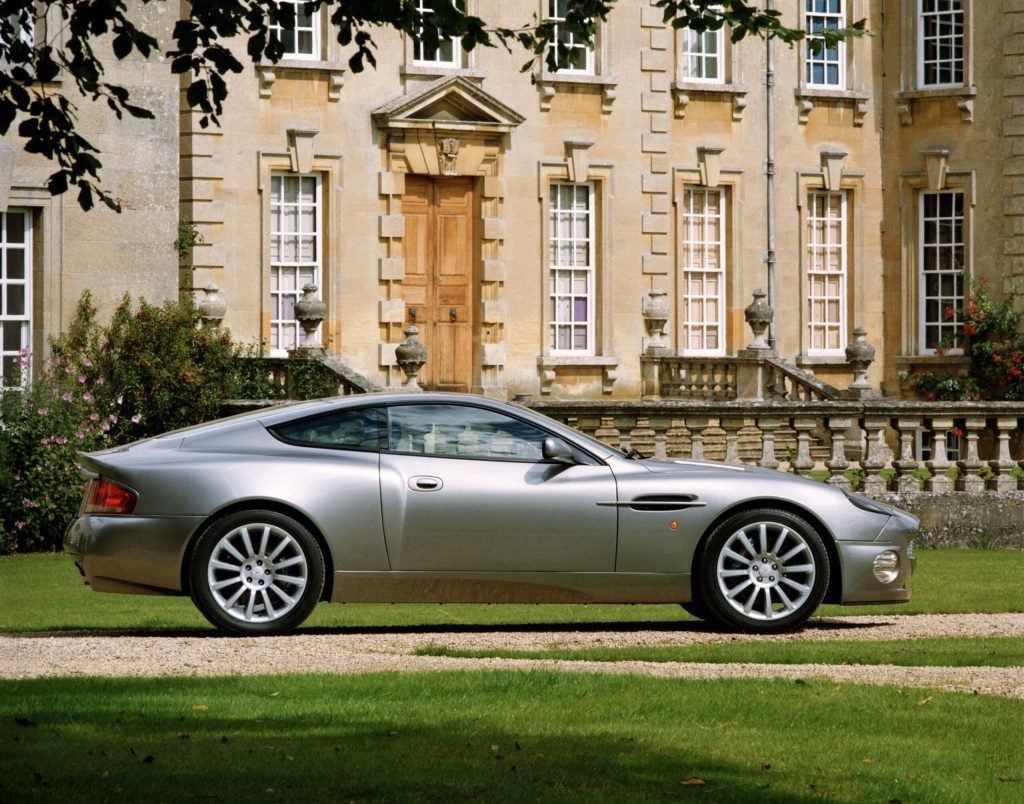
[78,375,87,384]
[131,414,141,424]
[89,413,99,421]
[62,393,73,402]
[108,414,118,424]
[84,358,93,367]
[83,392,93,402]
[36,408,48,416]
[15,521,25,530]
[95,377,104,386]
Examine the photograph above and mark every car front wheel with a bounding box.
[700,509,829,634]
[189,510,325,636]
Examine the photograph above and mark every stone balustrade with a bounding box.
[529,398,1024,495]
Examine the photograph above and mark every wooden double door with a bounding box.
[401,176,475,392]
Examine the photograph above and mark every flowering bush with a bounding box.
[0,292,249,553]
[0,351,125,552]
[907,277,1024,401]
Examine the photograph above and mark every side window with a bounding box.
[387,404,549,461]
[272,407,386,450]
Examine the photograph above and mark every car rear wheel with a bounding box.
[189,510,325,636]
[700,509,829,634]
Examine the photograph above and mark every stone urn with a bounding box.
[845,327,876,389]
[395,325,428,391]
[744,289,773,351]
[197,284,226,328]
[294,283,326,343]
[642,288,670,353]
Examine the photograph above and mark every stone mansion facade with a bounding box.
[2,1,1020,400]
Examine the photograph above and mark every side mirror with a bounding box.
[542,437,576,465]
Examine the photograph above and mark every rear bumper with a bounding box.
[64,514,203,595]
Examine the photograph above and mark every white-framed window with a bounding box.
[270,174,322,354]
[680,188,726,355]
[806,190,847,353]
[413,0,461,67]
[270,0,320,60]
[2,8,34,49]
[680,20,723,83]
[1,210,32,388]
[548,182,595,354]
[919,190,965,353]
[918,0,963,88]
[806,0,844,88]
[546,0,594,74]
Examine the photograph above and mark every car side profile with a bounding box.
[65,393,917,635]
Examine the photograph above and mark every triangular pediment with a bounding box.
[373,76,524,133]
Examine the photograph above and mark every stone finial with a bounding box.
[744,289,773,351]
[197,284,226,328]
[294,284,326,342]
[395,325,428,391]
[845,327,875,389]
[642,288,670,354]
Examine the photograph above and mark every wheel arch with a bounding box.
[690,499,843,605]
[179,500,335,602]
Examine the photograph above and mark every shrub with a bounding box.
[1,292,250,552]
[0,350,120,553]
[907,276,1024,401]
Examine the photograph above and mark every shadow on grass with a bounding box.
[5,616,888,640]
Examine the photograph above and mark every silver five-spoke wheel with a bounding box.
[190,510,325,635]
[701,509,828,634]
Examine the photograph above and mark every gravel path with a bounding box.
[3,613,1023,698]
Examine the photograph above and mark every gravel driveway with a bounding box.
[3,613,1023,699]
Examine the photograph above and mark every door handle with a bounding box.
[449,307,457,322]
[409,307,416,323]
[409,476,443,492]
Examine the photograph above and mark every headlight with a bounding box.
[872,550,900,584]
[843,489,893,516]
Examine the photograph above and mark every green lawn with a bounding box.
[3,548,1022,802]
[2,672,1022,803]
[2,548,1022,634]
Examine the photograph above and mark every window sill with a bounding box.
[258,60,345,101]
[894,354,969,366]
[671,82,748,121]
[794,86,870,126]
[796,354,849,368]
[895,86,976,126]
[537,354,619,395]
[537,72,618,113]
[401,64,485,80]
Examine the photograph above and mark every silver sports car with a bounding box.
[65,393,917,635]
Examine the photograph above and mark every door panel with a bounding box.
[402,176,474,392]
[380,453,617,572]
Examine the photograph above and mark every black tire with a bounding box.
[189,510,325,636]
[700,508,829,634]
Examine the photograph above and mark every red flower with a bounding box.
[963,324,976,335]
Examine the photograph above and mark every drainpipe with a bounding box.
[764,2,777,350]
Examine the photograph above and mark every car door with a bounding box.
[378,402,617,572]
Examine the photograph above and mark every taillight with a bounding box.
[83,478,137,515]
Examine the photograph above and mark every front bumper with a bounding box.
[64,514,204,596]
[837,508,918,605]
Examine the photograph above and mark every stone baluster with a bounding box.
[594,416,621,450]
[654,433,668,459]
[756,416,781,470]
[892,416,923,493]
[665,418,688,457]
[687,416,709,460]
[791,416,818,478]
[924,416,955,493]
[860,416,889,495]
[987,416,1019,492]
[720,416,745,464]
[629,416,657,457]
[824,417,853,489]
[955,416,987,492]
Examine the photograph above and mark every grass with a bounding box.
[2,548,1023,634]
[2,549,1022,802]
[2,672,1022,803]
[414,636,1024,667]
